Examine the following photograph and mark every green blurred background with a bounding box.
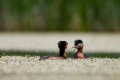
[0,0,120,32]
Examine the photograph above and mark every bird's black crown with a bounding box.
[74,39,83,46]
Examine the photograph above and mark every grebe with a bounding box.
[72,39,89,59]
[40,41,68,60]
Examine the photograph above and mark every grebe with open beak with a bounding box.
[72,39,89,59]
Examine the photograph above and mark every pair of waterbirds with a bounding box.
[40,39,89,60]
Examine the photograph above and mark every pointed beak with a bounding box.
[72,46,77,48]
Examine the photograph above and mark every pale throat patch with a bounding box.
[77,43,83,48]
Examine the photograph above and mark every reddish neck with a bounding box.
[77,48,83,53]
[75,48,84,58]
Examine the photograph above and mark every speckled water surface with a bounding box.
[0,56,120,80]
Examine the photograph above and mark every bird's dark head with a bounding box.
[73,39,83,49]
[58,41,68,49]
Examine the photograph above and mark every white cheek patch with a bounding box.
[77,43,83,48]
